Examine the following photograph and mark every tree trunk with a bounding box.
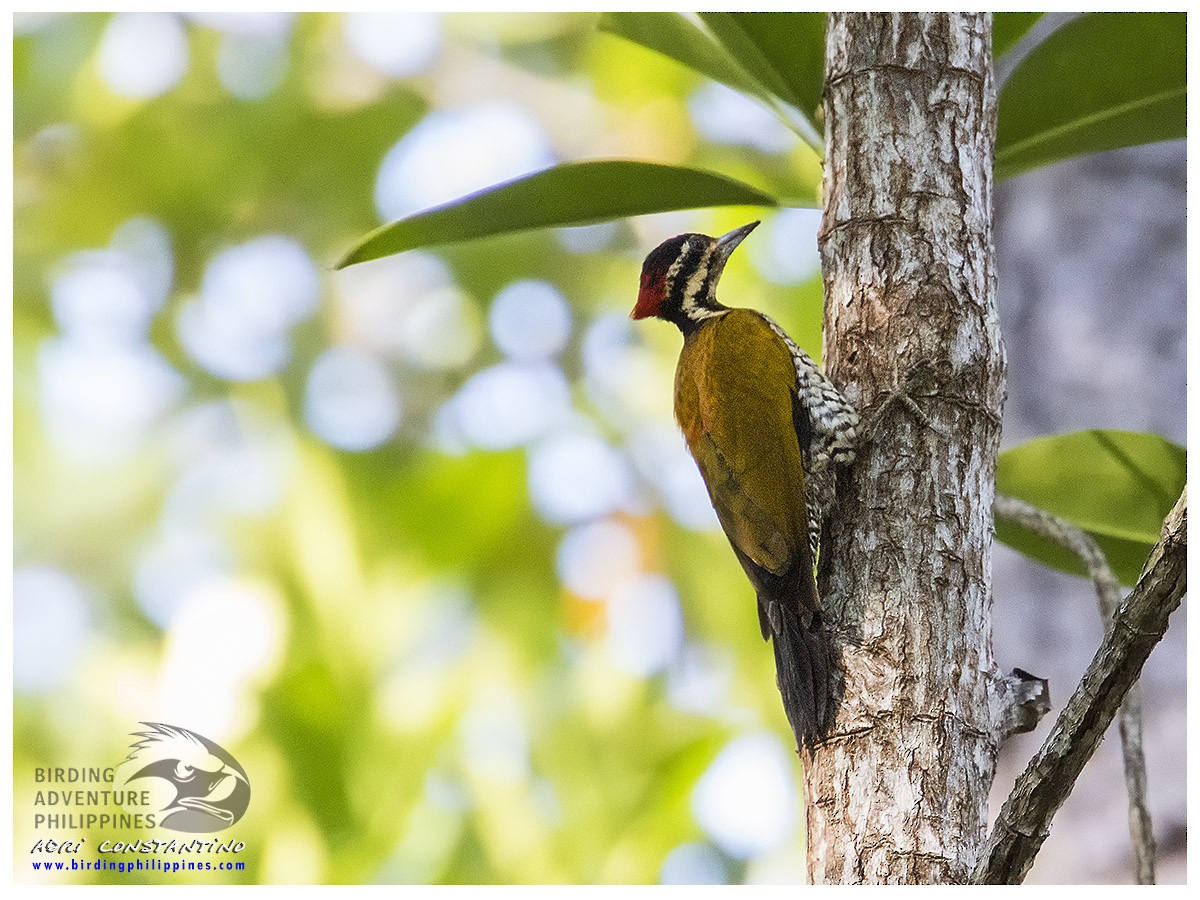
[807,13,1005,883]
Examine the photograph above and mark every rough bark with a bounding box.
[808,13,1005,883]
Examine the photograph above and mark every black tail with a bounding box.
[768,602,834,752]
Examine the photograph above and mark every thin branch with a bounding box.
[974,488,1186,885]
[1115,684,1155,884]
[993,493,1157,882]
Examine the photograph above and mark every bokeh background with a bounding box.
[12,12,1185,884]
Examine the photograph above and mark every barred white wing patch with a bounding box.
[756,312,860,554]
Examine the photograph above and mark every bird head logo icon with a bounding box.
[115,723,250,833]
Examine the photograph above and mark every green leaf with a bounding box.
[995,430,1185,585]
[599,12,822,149]
[992,12,1044,60]
[996,12,1185,180]
[599,12,763,105]
[336,160,777,268]
[699,12,825,128]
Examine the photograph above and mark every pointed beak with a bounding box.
[712,221,759,280]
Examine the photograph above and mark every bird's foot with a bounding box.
[862,359,947,441]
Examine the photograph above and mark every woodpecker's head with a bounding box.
[632,220,758,333]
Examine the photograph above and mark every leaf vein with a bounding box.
[998,86,1185,163]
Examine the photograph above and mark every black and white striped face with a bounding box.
[632,222,758,333]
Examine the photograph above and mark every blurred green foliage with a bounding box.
[14,11,822,885]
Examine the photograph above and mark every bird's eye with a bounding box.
[174,762,195,781]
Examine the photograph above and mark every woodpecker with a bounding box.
[632,220,859,750]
